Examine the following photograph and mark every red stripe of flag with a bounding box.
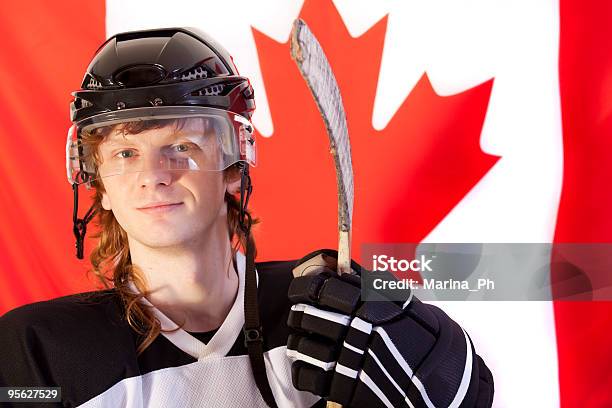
[0,1,106,312]
[555,0,612,406]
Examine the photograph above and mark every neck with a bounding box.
[128,220,240,333]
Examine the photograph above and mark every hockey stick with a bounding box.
[290,18,354,408]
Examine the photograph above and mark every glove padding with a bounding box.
[287,250,494,408]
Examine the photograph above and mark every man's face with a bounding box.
[97,118,240,248]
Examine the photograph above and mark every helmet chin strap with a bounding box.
[238,163,253,235]
[72,172,96,260]
[238,163,278,408]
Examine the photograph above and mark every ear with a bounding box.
[225,165,242,195]
[226,175,241,195]
[101,192,112,211]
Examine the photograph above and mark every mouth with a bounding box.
[137,202,183,214]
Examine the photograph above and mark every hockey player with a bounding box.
[0,28,493,407]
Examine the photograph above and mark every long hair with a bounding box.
[81,119,257,355]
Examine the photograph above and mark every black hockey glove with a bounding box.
[287,249,494,408]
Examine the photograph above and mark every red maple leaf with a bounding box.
[250,0,499,262]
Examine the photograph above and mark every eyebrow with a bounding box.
[101,132,213,147]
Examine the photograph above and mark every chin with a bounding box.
[126,222,202,248]
[134,234,199,249]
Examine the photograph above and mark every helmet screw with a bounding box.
[152,97,164,106]
[116,101,126,109]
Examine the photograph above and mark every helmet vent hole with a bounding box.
[86,77,103,90]
[192,84,225,97]
[180,65,210,81]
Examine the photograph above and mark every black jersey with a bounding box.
[0,253,323,407]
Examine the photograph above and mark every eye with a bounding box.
[116,149,137,159]
[173,144,190,153]
[172,142,204,153]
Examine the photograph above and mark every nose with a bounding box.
[137,155,173,188]
[137,167,173,188]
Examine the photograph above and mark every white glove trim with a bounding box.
[350,316,373,334]
[368,348,411,404]
[293,303,351,326]
[448,328,473,408]
[374,326,436,408]
[335,363,358,379]
[287,348,337,371]
[343,341,364,355]
[359,370,395,408]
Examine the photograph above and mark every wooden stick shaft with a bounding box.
[327,230,350,407]
[337,230,351,275]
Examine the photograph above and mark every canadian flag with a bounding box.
[0,0,610,406]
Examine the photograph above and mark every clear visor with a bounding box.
[66,107,256,185]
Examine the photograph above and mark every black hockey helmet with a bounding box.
[70,27,255,125]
